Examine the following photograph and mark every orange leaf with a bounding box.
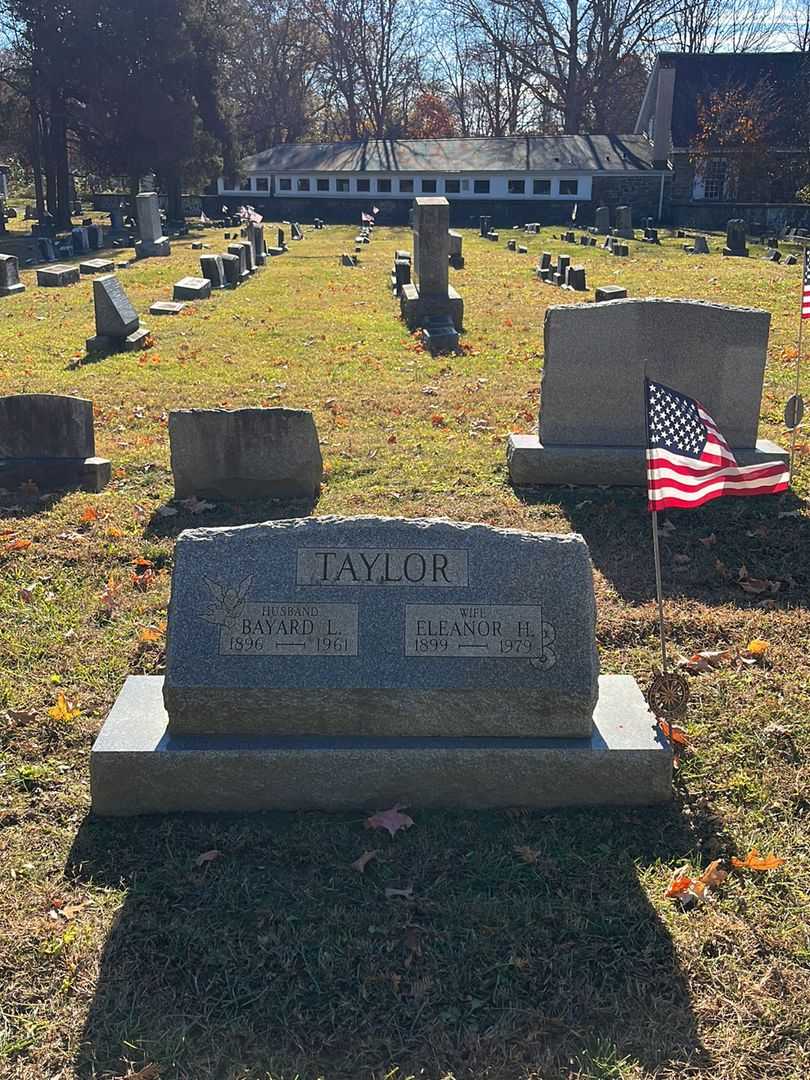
[5,538,32,553]
[731,848,784,871]
[698,859,728,890]
[80,505,99,523]
[665,874,693,897]
[658,720,688,747]
[47,692,81,723]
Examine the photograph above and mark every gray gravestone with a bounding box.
[71,227,90,253]
[86,275,149,353]
[448,230,464,269]
[690,235,710,254]
[595,206,610,234]
[0,393,110,492]
[595,285,627,302]
[220,253,241,286]
[723,219,748,257]
[508,299,789,486]
[614,206,633,239]
[90,515,672,814]
[400,198,463,339]
[200,255,226,289]
[227,244,249,280]
[174,276,212,301]
[134,193,170,258]
[79,258,114,274]
[150,300,187,315]
[0,254,25,296]
[37,264,79,287]
[169,407,323,501]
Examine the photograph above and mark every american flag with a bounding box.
[646,378,789,511]
[803,246,810,319]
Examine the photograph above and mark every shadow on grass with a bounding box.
[71,802,711,1079]
[145,493,319,539]
[517,485,808,607]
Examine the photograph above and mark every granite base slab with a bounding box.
[90,674,671,815]
[0,282,26,296]
[507,435,789,488]
[0,455,110,492]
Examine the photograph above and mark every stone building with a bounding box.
[636,51,810,231]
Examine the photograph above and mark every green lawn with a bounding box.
[0,222,808,1079]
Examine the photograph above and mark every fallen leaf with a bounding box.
[138,623,166,644]
[351,849,379,873]
[665,873,693,898]
[743,639,769,657]
[679,648,735,674]
[698,858,728,891]
[5,538,32,553]
[180,496,216,514]
[117,1066,160,1080]
[513,845,540,864]
[100,576,122,613]
[106,526,124,539]
[731,848,784,871]
[80,505,99,523]
[47,692,81,723]
[657,719,688,747]
[385,884,414,899]
[365,804,414,837]
[18,585,35,604]
[195,849,223,868]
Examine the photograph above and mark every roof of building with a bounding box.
[240,135,660,174]
[644,52,808,147]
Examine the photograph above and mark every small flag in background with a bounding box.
[571,202,578,222]
[646,378,789,511]
[372,205,380,215]
[361,211,374,224]
[802,246,810,319]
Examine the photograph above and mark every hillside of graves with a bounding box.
[0,219,808,1079]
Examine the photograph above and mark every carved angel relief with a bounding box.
[201,576,252,627]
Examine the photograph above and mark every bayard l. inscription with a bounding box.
[297,548,468,586]
[405,604,556,666]
[201,579,357,656]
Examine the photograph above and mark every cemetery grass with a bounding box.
[0,224,809,1080]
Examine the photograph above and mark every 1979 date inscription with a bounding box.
[405,604,556,666]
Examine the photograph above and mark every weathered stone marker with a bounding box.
[134,192,170,258]
[36,264,80,287]
[86,275,150,353]
[400,197,463,352]
[594,206,610,234]
[723,219,748,257]
[0,394,110,492]
[0,253,25,296]
[508,298,789,486]
[200,255,226,289]
[173,276,212,301]
[448,230,464,269]
[614,205,633,239]
[168,407,322,501]
[90,516,671,814]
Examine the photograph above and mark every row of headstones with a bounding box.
[536,252,587,291]
[0,393,322,504]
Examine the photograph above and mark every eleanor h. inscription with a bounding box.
[163,516,598,738]
[405,604,554,665]
[297,548,468,586]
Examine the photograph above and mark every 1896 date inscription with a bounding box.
[405,604,556,666]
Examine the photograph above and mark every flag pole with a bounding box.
[651,509,669,674]
[644,371,669,674]
[789,259,805,480]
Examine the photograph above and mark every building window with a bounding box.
[445,179,460,193]
[399,178,414,192]
[356,178,370,192]
[335,178,349,192]
[703,159,727,200]
[559,179,578,195]
[473,179,490,194]
[316,178,330,192]
[279,177,291,191]
[255,177,269,192]
[377,178,391,193]
[297,177,310,192]
[508,179,525,194]
[533,178,551,195]
[421,178,437,193]
[240,178,252,191]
